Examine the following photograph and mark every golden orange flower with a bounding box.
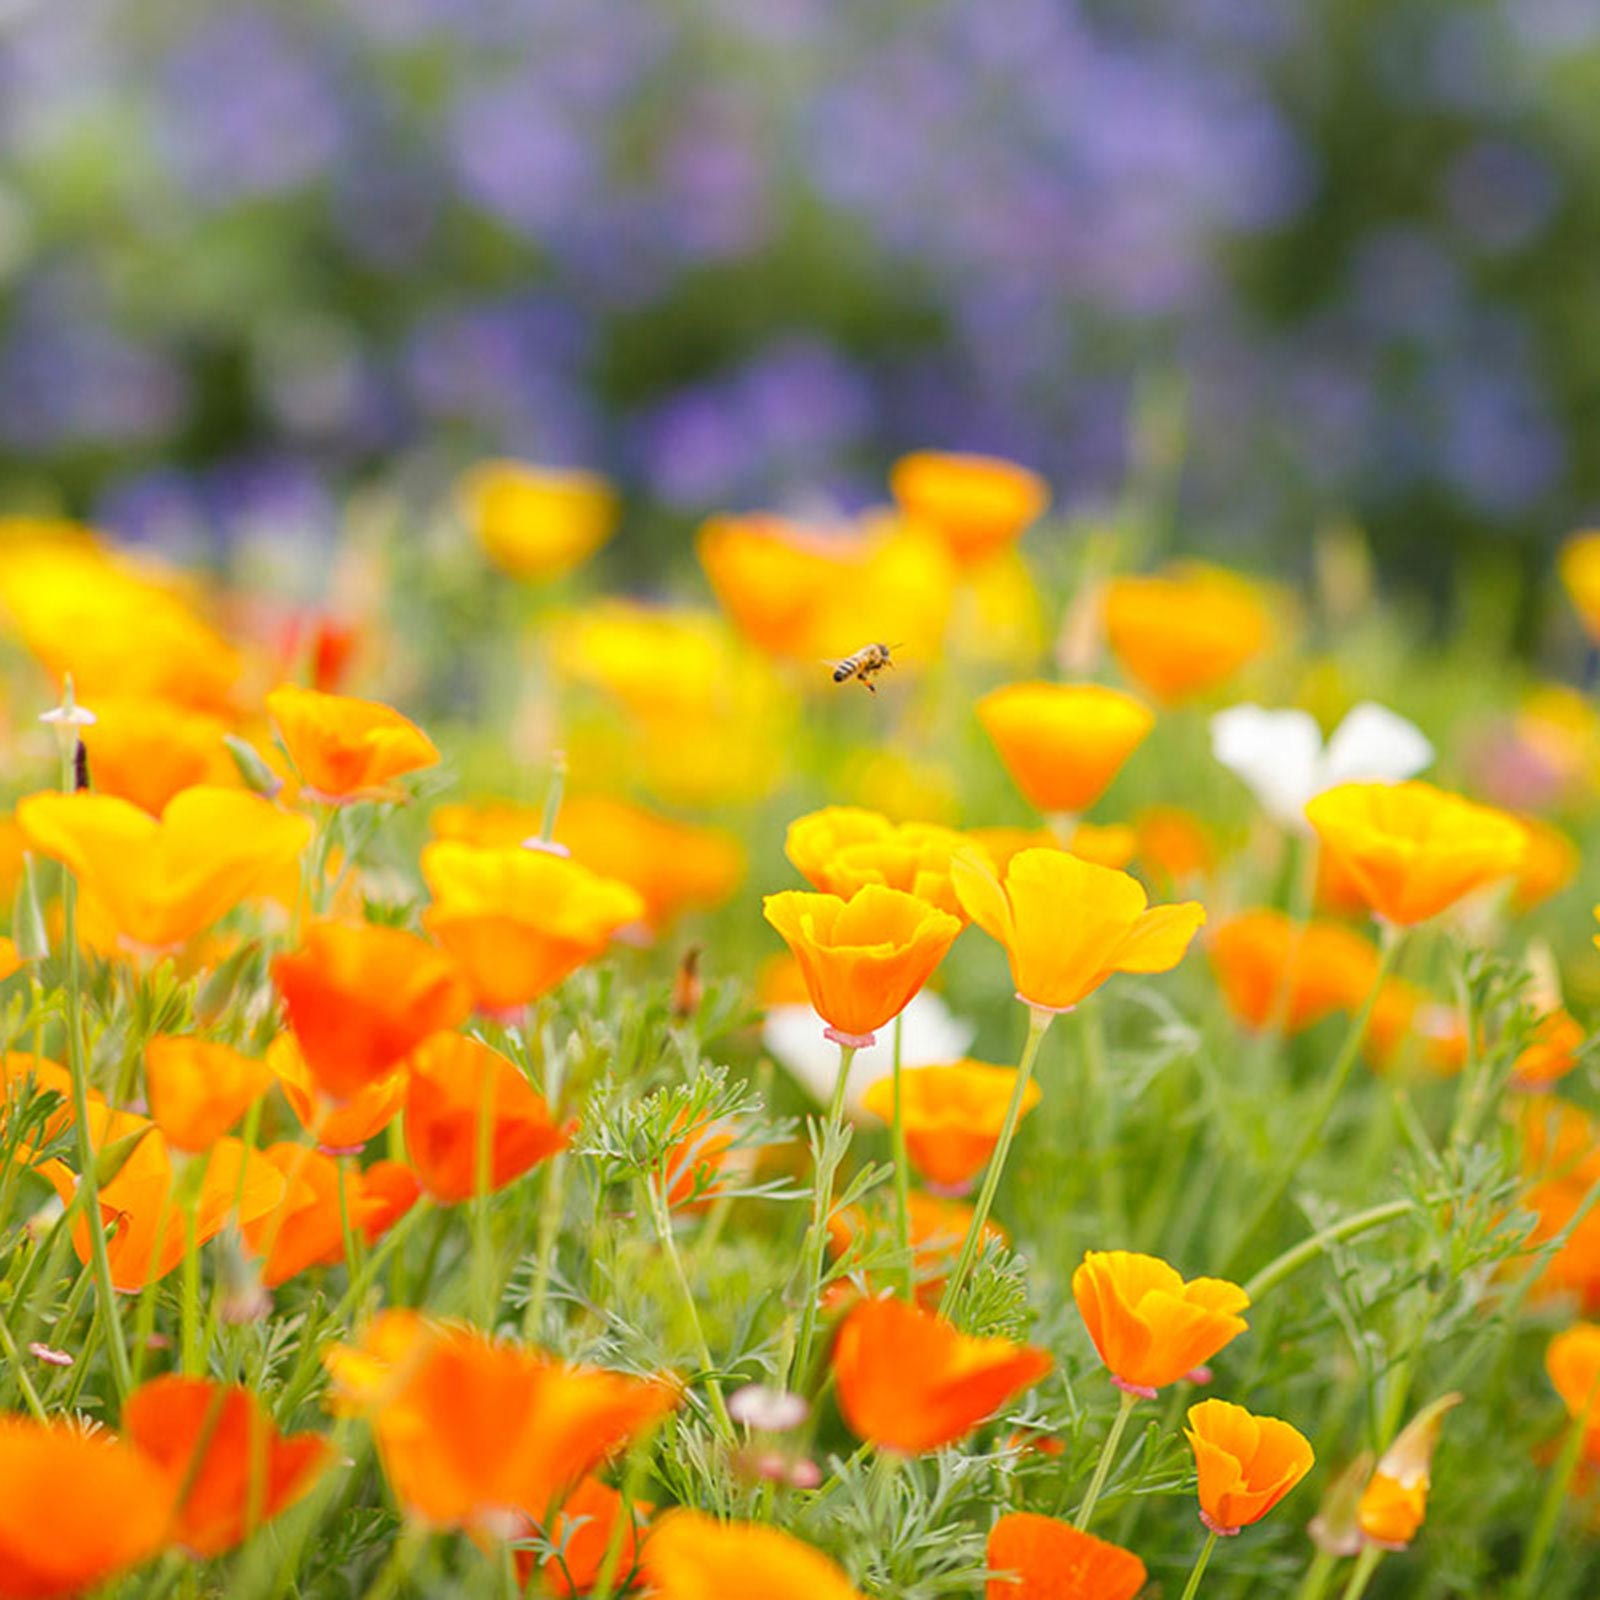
[404,1032,570,1204]
[1355,1394,1460,1550]
[977,682,1153,815]
[1073,1251,1249,1397]
[832,1295,1052,1453]
[1510,815,1580,913]
[889,450,1050,567]
[1559,530,1600,643]
[459,460,618,581]
[1548,1324,1600,1455]
[266,1032,406,1150]
[762,885,963,1047]
[1185,1399,1314,1534]
[642,1509,865,1600]
[1208,910,1380,1034]
[0,938,19,985]
[859,1061,1042,1190]
[422,841,646,1014]
[145,1035,274,1153]
[985,1512,1147,1600]
[79,696,236,816]
[0,1416,172,1598]
[828,1192,1008,1308]
[1068,821,1139,870]
[1513,1009,1585,1091]
[1134,805,1218,886]
[266,684,439,803]
[952,847,1204,1014]
[272,920,471,1101]
[967,826,1063,874]
[17,787,311,953]
[122,1375,331,1557]
[1104,567,1270,704]
[520,1475,651,1596]
[1358,978,1467,1076]
[1304,782,1526,925]
[785,806,970,918]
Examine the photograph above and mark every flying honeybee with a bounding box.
[830,641,897,693]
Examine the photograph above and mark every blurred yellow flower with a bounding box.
[80,696,236,816]
[889,450,1050,568]
[1558,530,1600,643]
[1104,565,1270,704]
[459,459,618,581]
[977,681,1153,815]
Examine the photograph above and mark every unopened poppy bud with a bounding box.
[93,1122,155,1189]
[1309,1450,1376,1557]
[11,857,49,963]
[672,946,703,1020]
[223,733,285,799]
[1358,1393,1462,1550]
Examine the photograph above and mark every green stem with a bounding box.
[0,1312,49,1422]
[1338,1545,1383,1600]
[1242,1199,1416,1301]
[646,1172,732,1438]
[1084,1004,1123,1235]
[1073,1386,1139,1530]
[471,1061,498,1327]
[521,1153,568,1340]
[1178,1529,1219,1600]
[889,1014,913,1300]
[1515,1398,1595,1596]
[1293,1545,1341,1600]
[939,1006,1052,1318]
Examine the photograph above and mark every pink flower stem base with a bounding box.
[1200,1512,1242,1537]
[1112,1376,1158,1400]
[823,1026,876,1049]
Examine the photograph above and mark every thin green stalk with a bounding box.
[1294,1548,1341,1600]
[1338,1545,1383,1600]
[646,1171,732,1438]
[1073,1386,1139,1530]
[939,1007,1053,1317]
[521,1154,568,1339]
[471,1061,498,1327]
[1242,1199,1416,1301]
[1515,1388,1596,1596]
[889,1014,912,1299]
[1083,1003,1123,1235]
[0,1312,49,1422]
[1178,1529,1220,1600]
[180,1198,203,1375]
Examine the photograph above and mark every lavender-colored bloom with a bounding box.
[1444,139,1560,254]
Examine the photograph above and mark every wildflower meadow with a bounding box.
[0,456,1597,1600]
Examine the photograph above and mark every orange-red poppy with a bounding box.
[1185,1399,1314,1534]
[976,682,1153,815]
[889,450,1050,568]
[521,1476,652,1596]
[266,1032,407,1151]
[785,807,970,918]
[459,460,618,582]
[985,1511,1147,1600]
[122,1376,331,1557]
[832,1295,1052,1453]
[145,1035,274,1153]
[266,684,439,803]
[1355,1394,1460,1550]
[1104,567,1270,704]
[642,1509,865,1600]
[1208,911,1380,1035]
[404,1032,571,1204]
[859,1062,1042,1190]
[273,921,471,1101]
[1073,1251,1249,1397]
[762,885,963,1047]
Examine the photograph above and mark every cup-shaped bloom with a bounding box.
[1510,815,1580,913]
[0,1416,172,1598]
[952,848,1204,1014]
[1073,1251,1249,1396]
[1185,1399,1314,1534]
[977,683,1153,815]
[859,1061,1042,1190]
[459,460,618,581]
[404,1032,571,1204]
[122,1376,331,1558]
[422,841,647,1013]
[266,1032,406,1151]
[1356,1393,1460,1549]
[1208,911,1381,1035]
[985,1512,1147,1600]
[80,696,236,816]
[1104,567,1270,705]
[17,787,311,953]
[1548,1325,1600,1456]
[643,1510,865,1600]
[1559,530,1600,643]
[889,450,1050,567]
[762,886,962,1047]
[1305,781,1527,925]
[785,806,970,917]
[273,921,471,1101]
[832,1295,1052,1453]
[266,684,439,803]
[1135,806,1217,885]
[145,1036,274,1153]
[518,1476,652,1596]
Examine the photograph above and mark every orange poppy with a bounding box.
[266,1032,407,1151]
[122,1375,331,1557]
[1513,1010,1586,1091]
[459,459,618,581]
[828,1192,1008,1307]
[0,1416,172,1598]
[1358,979,1467,1076]
[1208,911,1380,1034]
[1185,1399,1314,1534]
[1304,782,1526,925]
[831,1295,1052,1453]
[265,684,439,803]
[1510,816,1580,913]
[889,450,1050,568]
[325,1313,678,1531]
[272,921,471,1102]
[422,842,646,1015]
[951,848,1204,1014]
[1134,806,1217,886]
[976,682,1153,815]
[17,787,311,953]
[1548,1324,1600,1459]
[1103,567,1270,704]
[145,1035,274,1153]
[859,1062,1042,1190]
[761,885,963,1048]
[520,1475,652,1595]
[1559,530,1600,643]
[1355,1394,1460,1550]
[1073,1251,1249,1397]
[985,1511,1147,1600]
[404,1032,571,1204]
[78,696,236,816]
[785,807,970,918]
[643,1509,864,1600]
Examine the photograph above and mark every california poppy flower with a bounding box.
[0,937,19,984]
[404,1032,571,1204]
[1073,1251,1249,1397]
[0,1416,172,1598]
[122,1375,331,1557]
[1185,1400,1314,1536]
[762,885,963,1048]
[273,921,471,1102]
[1104,567,1270,704]
[985,1511,1147,1600]
[828,1191,1008,1307]
[1356,1393,1460,1550]
[17,787,311,953]
[1547,1324,1600,1457]
[1134,806,1217,886]
[266,1032,407,1151]
[643,1509,865,1600]
[1513,1009,1586,1091]
[459,459,618,582]
[832,1295,1051,1453]
[266,684,439,804]
[79,696,236,816]
[1304,782,1526,925]
[145,1035,274,1153]
[422,842,646,1015]
[1358,978,1467,1076]
[785,807,970,918]
[889,450,1050,568]
[952,848,1204,1015]
[1559,530,1600,643]
[519,1475,652,1595]
[1510,816,1580,913]
[859,1062,1042,1191]
[1208,911,1380,1035]
[976,683,1153,816]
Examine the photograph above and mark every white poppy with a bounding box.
[1211,700,1433,831]
[761,989,976,1121]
